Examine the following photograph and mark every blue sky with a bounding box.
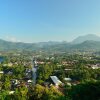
[0,0,100,43]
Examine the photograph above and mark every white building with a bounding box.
[64,78,72,81]
[91,64,100,69]
[9,91,15,95]
[28,80,32,83]
[0,71,4,74]
[50,76,62,86]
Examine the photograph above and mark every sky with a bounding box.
[0,0,100,43]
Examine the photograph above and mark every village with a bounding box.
[0,51,100,99]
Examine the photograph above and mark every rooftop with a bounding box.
[50,76,62,86]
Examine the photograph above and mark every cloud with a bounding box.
[95,33,100,36]
[5,36,21,42]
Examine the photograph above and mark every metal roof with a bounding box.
[50,76,62,85]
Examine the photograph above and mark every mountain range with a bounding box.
[0,34,100,52]
[72,34,100,44]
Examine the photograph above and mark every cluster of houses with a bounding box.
[91,64,100,69]
[87,63,100,69]
[0,53,100,95]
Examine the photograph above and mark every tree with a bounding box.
[70,81,100,100]
[3,76,11,90]
[14,86,28,100]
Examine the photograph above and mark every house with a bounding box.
[64,78,72,81]
[27,80,32,83]
[50,76,62,86]
[0,71,4,74]
[9,91,15,95]
[64,69,72,71]
[91,64,100,69]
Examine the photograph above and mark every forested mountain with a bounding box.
[0,34,100,52]
[72,34,100,44]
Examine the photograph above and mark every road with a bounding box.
[32,58,37,85]
[32,67,37,85]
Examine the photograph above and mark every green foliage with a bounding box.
[37,64,53,83]
[32,84,65,100]
[14,86,28,100]
[0,50,100,100]
[69,81,100,100]
[3,76,11,90]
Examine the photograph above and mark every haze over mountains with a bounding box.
[0,34,100,52]
[72,34,100,44]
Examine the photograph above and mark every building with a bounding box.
[91,64,100,69]
[64,78,72,81]
[0,71,4,74]
[50,76,62,86]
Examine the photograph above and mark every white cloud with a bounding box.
[95,33,100,36]
[5,36,21,42]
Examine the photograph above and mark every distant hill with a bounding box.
[72,34,100,44]
[0,35,100,52]
[0,39,36,51]
[71,40,100,51]
[0,39,66,51]
[42,40,100,52]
